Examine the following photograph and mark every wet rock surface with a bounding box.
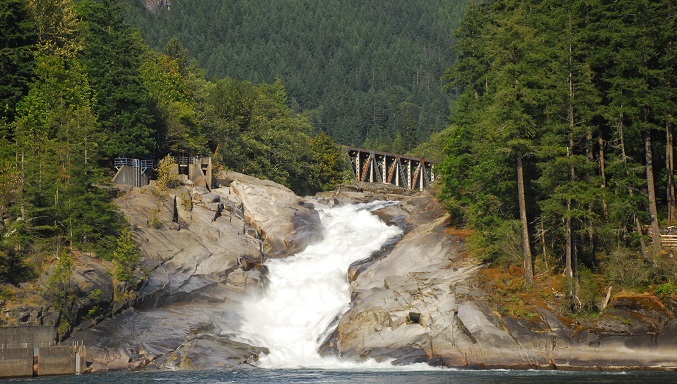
[226,172,323,258]
[322,191,677,370]
[62,178,677,371]
[68,172,321,370]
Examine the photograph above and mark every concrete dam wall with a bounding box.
[0,326,85,378]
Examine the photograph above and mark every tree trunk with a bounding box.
[565,199,574,280]
[20,150,26,222]
[565,137,576,283]
[599,135,608,219]
[645,129,661,258]
[667,122,675,225]
[517,155,534,285]
[635,214,649,261]
[619,112,649,261]
[566,36,580,280]
[540,218,548,271]
[586,130,595,258]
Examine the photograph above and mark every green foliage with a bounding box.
[154,155,178,193]
[85,288,102,319]
[79,0,156,158]
[27,0,83,58]
[0,245,36,285]
[113,227,140,283]
[310,132,347,192]
[140,49,205,154]
[468,219,522,265]
[654,254,677,286]
[406,126,455,164]
[88,288,102,301]
[148,208,162,229]
[123,0,470,149]
[12,50,122,259]
[441,0,677,302]
[602,248,651,290]
[655,283,677,300]
[0,0,36,124]
[212,78,344,195]
[0,159,19,222]
[0,284,14,302]
[45,251,74,312]
[576,266,601,314]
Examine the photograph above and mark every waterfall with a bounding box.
[236,201,402,369]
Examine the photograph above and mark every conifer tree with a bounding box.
[78,0,155,159]
[0,0,36,125]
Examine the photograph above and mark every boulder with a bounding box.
[70,303,254,371]
[239,255,261,271]
[66,173,322,371]
[224,171,323,257]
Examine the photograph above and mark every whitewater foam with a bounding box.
[234,201,423,369]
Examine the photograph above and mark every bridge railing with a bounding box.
[114,158,154,171]
[173,156,203,166]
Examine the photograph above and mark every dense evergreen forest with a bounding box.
[2,0,676,321]
[122,0,470,152]
[443,0,677,310]
[0,0,344,291]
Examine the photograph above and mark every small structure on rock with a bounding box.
[111,155,214,190]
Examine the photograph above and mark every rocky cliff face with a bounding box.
[139,0,170,14]
[62,176,677,371]
[68,171,322,371]
[319,192,677,370]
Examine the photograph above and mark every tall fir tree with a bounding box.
[0,0,36,126]
[78,0,155,159]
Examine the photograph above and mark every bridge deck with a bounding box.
[345,147,435,167]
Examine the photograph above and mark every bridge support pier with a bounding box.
[346,147,435,191]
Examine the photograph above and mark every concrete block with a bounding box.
[0,326,54,348]
[0,348,33,378]
[37,346,75,376]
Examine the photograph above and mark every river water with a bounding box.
[7,368,674,383]
[9,202,674,382]
[233,200,404,369]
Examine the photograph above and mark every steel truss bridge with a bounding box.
[346,147,436,191]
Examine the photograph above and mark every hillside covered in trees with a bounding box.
[442,0,677,311]
[3,0,677,334]
[0,0,344,304]
[122,0,470,152]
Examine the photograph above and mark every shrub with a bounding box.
[655,283,677,300]
[602,247,651,290]
[45,252,74,310]
[577,266,601,314]
[113,228,140,283]
[154,155,179,196]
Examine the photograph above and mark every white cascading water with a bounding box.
[235,201,403,369]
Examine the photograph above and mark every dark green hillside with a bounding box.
[123,0,470,151]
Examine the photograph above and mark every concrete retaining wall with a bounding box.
[0,345,85,378]
[0,326,54,348]
[38,346,75,376]
[188,163,206,189]
[112,165,150,187]
[0,348,33,378]
[0,327,85,378]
